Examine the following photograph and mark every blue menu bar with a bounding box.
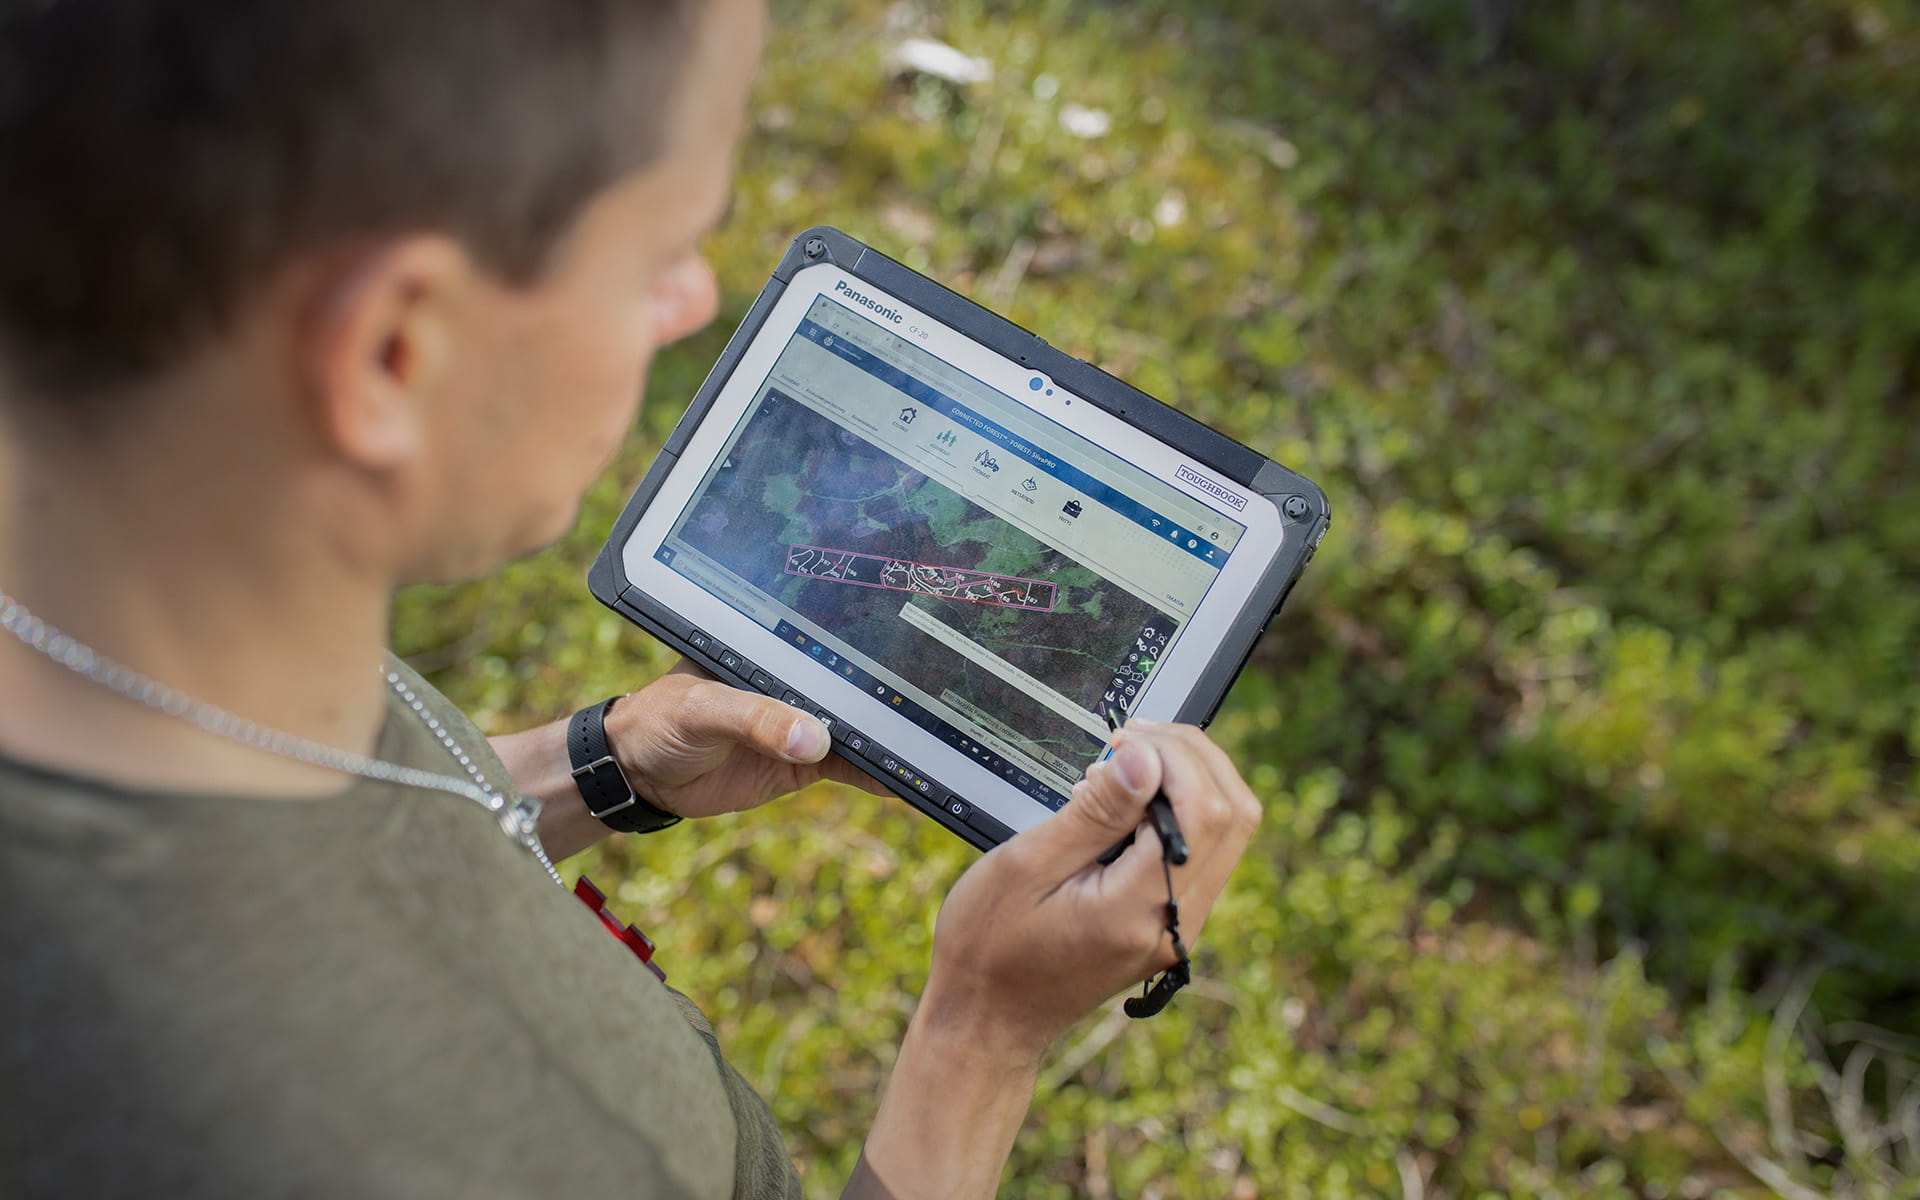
[796,315,1230,567]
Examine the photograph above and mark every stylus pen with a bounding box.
[1101,703,1189,866]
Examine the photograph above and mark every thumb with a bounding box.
[1017,735,1161,873]
[664,681,831,766]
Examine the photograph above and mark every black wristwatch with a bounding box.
[566,697,682,835]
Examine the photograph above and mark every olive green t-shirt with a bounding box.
[0,663,800,1199]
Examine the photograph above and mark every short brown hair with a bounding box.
[0,0,696,407]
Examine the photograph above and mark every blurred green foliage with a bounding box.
[395,0,1920,1194]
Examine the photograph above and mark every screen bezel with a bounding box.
[611,260,1292,837]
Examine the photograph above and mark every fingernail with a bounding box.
[1111,740,1151,791]
[786,716,828,761]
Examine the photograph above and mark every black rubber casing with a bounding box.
[589,227,1330,851]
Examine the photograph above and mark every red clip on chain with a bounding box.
[574,876,667,982]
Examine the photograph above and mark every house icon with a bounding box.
[899,407,918,424]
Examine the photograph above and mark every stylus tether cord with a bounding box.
[1102,703,1191,1019]
[1123,848,1192,1019]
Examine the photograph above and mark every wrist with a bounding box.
[601,696,660,804]
[568,696,681,834]
[492,721,608,861]
[861,986,1040,1200]
[910,971,1053,1077]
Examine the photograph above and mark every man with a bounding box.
[0,1,1264,1196]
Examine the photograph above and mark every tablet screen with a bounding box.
[649,292,1248,810]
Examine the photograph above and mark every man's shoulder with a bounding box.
[0,694,758,1199]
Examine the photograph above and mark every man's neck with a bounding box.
[0,422,397,798]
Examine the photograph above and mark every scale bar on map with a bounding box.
[785,544,1056,612]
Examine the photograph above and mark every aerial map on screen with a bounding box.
[673,391,1174,777]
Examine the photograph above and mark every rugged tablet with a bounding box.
[590,227,1329,849]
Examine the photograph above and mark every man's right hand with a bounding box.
[924,718,1262,1060]
[850,719,1264,1199]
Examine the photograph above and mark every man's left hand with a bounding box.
[604,658,880,820]
[494,658,883,860]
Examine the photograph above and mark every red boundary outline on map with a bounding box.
[784,544,1057,613]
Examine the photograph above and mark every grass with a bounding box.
[395,1,1920,1194]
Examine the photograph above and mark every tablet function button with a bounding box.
[750,670,777,694]
[687,629,713,653]
[781,689,805,709]
[841,730,869,754]
[717,648,748,675]
[944,797,972,821]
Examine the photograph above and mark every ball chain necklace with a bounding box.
[0,584,565,889]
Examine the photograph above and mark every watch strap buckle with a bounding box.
[567,700,681,834]
[572,755,639,819]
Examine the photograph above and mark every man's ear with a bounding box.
[296,236,472,471]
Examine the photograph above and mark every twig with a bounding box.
[983,236,1036,309]
[1718,1137,1834,1200]
[1831,1022,1920,1060]
[1766,964,1824,1171]
[1039,1004,1133,1093]
[1895,1082,1920,1179]
[1270,1083,1371,1137]
[1396,1147,1426,1200]
[1835,1041,1876,1164]
[1651,1035,1833,1200]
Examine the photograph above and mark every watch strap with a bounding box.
[566,697,682,835]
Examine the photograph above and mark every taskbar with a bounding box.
[774,620,1070,811]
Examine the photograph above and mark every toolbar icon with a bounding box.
[935,429,957,448]
[899,407,918,425]
[1021,477,1038,492]
[1062,500,1083,518]
[975,450,1000,473]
